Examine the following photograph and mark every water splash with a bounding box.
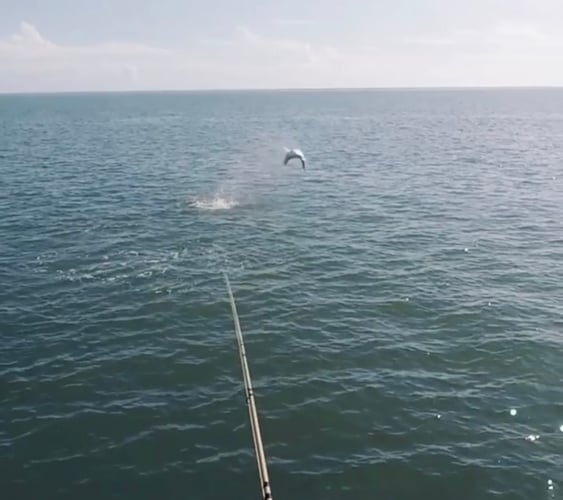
[189,195,239,211]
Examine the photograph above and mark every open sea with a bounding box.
[1,89,562,500]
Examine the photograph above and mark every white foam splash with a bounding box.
[190,195,239,211]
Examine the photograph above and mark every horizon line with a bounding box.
[1,84,563,96]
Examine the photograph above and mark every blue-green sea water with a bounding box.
[1,89,562,500]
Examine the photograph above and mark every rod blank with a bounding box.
[224,272,273,500]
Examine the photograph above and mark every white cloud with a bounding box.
[234,25,317,64]
[0,22,169,59]
[0,22,336,91]
[124,64,139,83]
[491,22,563,50]
[272,19,317,27]
[9,22,55,48]
[1,19,563,92]
[404,22,563,53]
[395,21,563,86]
[0,22,175,92]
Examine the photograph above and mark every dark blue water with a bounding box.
[1,89,562,500]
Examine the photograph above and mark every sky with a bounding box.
[1,0,563,92]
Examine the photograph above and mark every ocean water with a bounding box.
[1,89,562,500]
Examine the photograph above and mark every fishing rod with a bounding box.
[224,272,273,500]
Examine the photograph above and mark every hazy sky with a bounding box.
[1,0,563,92]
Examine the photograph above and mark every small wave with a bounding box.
[189,196,239,211]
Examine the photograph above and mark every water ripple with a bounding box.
[1,90,563,500]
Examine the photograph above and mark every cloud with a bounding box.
[0,21,340,92]
[0,21,169,59]
[234,25,316,64]
[272,19,317,27]
[124,64,139,83]
[9,22,55,48]
[197,25,332,71]
[0,22,174,91]
[2,19,563,92]
[491,22,563,49]
[403,22,563,52]
[403,35,458,48]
